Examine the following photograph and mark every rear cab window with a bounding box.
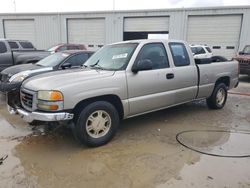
[0,42,7,53]
[169,42,190,67]
[19,41,34,49]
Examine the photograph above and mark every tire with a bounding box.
[206,83,228,109]
[73,101,119,147]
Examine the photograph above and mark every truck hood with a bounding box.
[1,64,45,77]
[23,68,115,91]
[234,55,250,60]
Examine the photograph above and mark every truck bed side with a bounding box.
[196,60,239,99]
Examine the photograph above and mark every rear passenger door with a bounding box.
[127,43,176,116]
[169,42,198,103]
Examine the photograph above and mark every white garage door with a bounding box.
[4,19,36,44]
[67,18,105,51]
[124,17,169,32]
[187,15,242,58]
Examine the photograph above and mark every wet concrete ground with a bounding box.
[0,76,250,188]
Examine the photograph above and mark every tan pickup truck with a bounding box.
[234,45,250,76]
[8,39,239,147]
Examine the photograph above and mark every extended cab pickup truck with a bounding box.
[0,39,50,71]
[8,39,239,147]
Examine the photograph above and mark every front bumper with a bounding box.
[7,105,74,123]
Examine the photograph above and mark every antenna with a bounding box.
[113,0,115,11]
[13,0,16,12]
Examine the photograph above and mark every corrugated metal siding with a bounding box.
[34,15,61,49]
[67,18,105,50]
[3,19,36,43]
[124,17,169,32]
[187,15,242,58]
[0,6,249,53]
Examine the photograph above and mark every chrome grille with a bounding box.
[239,59,250,67]
[20,90,34,110]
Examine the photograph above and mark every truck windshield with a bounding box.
[36,52,69,67]
[243,46,250,54]
[84,43,138,70]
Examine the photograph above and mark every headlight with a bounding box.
[38,90,63,101]
[37,90,63,111]
[9,74,28,82]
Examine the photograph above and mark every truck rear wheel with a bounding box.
[206,83,228,109]
[74,101,119,147]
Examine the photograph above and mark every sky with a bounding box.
[0,0,250,13]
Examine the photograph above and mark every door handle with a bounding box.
[166,73,174,79]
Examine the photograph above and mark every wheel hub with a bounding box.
[86,110,111,138]
[216,88,225,105]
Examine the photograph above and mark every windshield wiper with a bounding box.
[89,60,106,70]
[90,60,100,67]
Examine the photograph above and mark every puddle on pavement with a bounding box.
[0,91,250,188]
[176,130,250,157]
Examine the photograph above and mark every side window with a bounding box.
[67,45,79,50]
[8,41,19,49]
[169,43,190,67]
[57,46,67,52]
[0,42,7,53]
[136,43,169,70]
[191,47,197,54]
[196,47,206,54]
[64,53,89,67]
[205,47,212,53]
[19,42,34,49]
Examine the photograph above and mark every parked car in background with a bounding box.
[47,43,87,53]
[0,50,94,109]
[8,39,239,147]
[0,39,50,71]
[0,39,88,71]
[190,44,213,59]
[234,45,250,76]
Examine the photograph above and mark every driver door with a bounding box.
[126,43,176,116]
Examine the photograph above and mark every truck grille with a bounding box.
[1,73,9,83]
[20,89,34,110]
[239,59,250,67]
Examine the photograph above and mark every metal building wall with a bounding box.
[0,6,250,51]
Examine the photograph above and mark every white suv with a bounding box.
[190,45,213,59]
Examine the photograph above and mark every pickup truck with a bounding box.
[8,39,239,147]
[0,39,50,71]
[234,45,250,76]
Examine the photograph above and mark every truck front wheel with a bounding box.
[206,83,228,109]
[74,101,119,147]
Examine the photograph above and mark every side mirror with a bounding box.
[239,51,244,55]
[132,59,153,73]
[61,62,72,69]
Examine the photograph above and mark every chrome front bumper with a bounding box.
[7,105,74,123]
